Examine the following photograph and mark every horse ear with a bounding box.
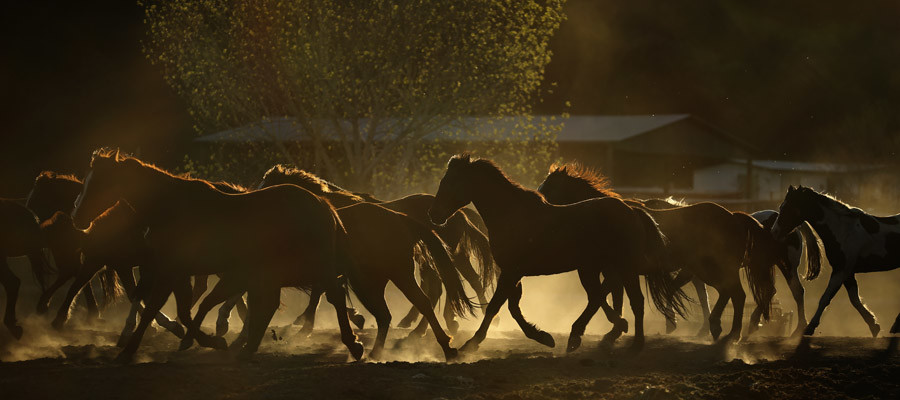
[788,185,796,192]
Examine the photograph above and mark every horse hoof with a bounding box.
[665,319,677,334]
[349,341,365,361]
[447,320,460,336]
[710,325,723,341]
[114,351,134,364]
[616,318,629,334]
[51,318,66,331]
[443,347,459,361]
[535,331,555,348]
[566,335,582,353]
[459,339,480,354]
[8,325,23,340]
[350,314,366,330]
[211,336,228,350]
[397,319,414,329]
[178,337,194,351]
[803,326,816,336]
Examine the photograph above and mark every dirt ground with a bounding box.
[1,323,898,400]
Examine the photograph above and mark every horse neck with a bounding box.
[469,173,541,229]
[120,167,210,225]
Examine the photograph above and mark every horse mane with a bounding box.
[35,171,82,184]
[795,186,864,216]
[210,180,248,194]
[92,149,223,192]
[456,155,546,203]
[547,162,621,199]
[262,164,364,201]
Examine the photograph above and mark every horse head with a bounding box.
[772,185,824,240]
[429,154,474,225]
[73,148,128,229]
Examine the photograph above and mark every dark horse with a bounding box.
[0,199,52,339]
[538,165,808,341]
[71,149,363,362]
[428,155,686,353]
[26,171,84,222]
[772,185,900,337]
[245,165,494,335]
[188,202,474,360]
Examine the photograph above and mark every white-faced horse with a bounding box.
[772,185,899,337]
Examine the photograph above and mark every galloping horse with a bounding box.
[187,201,474,360]
[71,149,364,362]
[0,199,52,339]
[428,155,686,353]
[772,185,900,337]
[749,210,823,336]
[538,164,778,344]
[249,165,494,335]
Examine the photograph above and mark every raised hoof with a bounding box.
[710,323,723,341]
[447,320,460,336]
[348,341,365,361]
[566,334,582,353]
[215,320,229,337]
[615,318,629,334]
[535,331,555,348]
[870,323,881,338]
[443,347,459,361]
[665,318,677,334]
[350,314,366,330]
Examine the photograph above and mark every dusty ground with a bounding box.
[1,323,898,400]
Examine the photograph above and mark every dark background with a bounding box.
[2,0,899,196]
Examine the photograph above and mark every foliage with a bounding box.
[142,0,564,195]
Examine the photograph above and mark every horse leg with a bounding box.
[396,285,423,329]
[350,278,390,360]
[215,294,242,337]
[323,280,365,361]
[81,281,101,320]
[707,287,730,341]
[622,273,645,352]
[51,262,101,330]
[567,269,605,352]
[692,277,711,337]
[36,272,72,315]
[0,258,23,339]
[460,273,518,353]
[507,280,555,348]
[296,287,324,335]
[116,280,173,363]
[27,250,50,292]
[182,279,240,350]
[409,269,443,337]
[843,274,880,337]
[804,270,847,336]
[786,265,807,337]
[454,252,489,327]
[723,283,745,343]
[596,276,629,345]
[191,274,208,307]
[393,273,458,361]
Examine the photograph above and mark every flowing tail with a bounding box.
[406,218,476,317]
[98,268,124,306]
[797,222,823,281]
[458,217,497,291]
[633,207,689,320]
[735,213,776,321]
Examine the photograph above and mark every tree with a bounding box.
[142,0,565,193]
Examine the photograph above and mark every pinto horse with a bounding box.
[428,155,686,353]
[0,199,52,339]
[249,165,494,335]
[537,164,778,344]
[71,149,363,362]
[772,185,900,337]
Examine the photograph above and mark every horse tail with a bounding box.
[735,213,776,321]
[633,207,689,320]
[98,267,124,305]
[797,222,823,281]
[406,218,475,317]
[460,219,497,290]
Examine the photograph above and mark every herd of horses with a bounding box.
[1,149,899,363]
